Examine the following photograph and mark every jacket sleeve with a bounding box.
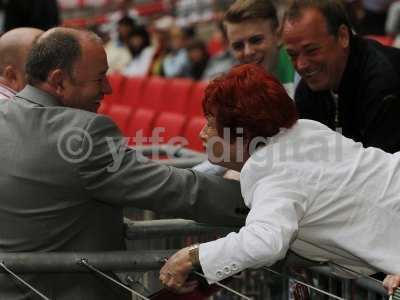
[74,114,247,226]
[360,85,400,153]
[351,42,400,153]
[198,176,306,283]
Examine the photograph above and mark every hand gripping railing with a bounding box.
[125,219,390,299]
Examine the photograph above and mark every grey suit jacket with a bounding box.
[0,85,247,299]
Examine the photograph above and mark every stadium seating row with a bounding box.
[98,74,207,152]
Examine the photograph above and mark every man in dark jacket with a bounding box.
[282,0,400,153]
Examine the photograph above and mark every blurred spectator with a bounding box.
[386,1,400,36]
[122,25,155,76]
[175,0,214,26]
[343,0,365,32]
[3,0,59,31]
[202,22,237,80]
[206,19,228,57]
[359,0,395,35]
[213,0,236,21]
[386,1,400,48]
[186,39,209,80]
[105,16,136,73]
[87,24,110,45]
[162,25,191,78]
[0,27,43,99]
[100,0,141,42]
[271,0,291,21]
[147,16,173,76]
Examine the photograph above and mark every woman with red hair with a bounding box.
[160,64,400,295]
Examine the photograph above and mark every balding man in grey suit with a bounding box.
[0,27,246,299]
[0,27,43,99]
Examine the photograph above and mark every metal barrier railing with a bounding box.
[0,250,173,273]
[125,219,389,300]
[0,218,390,299]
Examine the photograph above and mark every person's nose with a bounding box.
[243,43,256,60]
[199,125,208,144]
[295,53,310,73]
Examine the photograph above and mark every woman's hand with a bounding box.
[383,274,400,295]
[159,247,199,293]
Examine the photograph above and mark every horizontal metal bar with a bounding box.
[310,266,386,296]
[124,220,323,269]
[125,218,237,240]
[0,248,386,299]
[0,250,175,273]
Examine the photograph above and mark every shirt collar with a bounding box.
[0,82,17,96]
[15,85,62,107]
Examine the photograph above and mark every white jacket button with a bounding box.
[231,263,239,271]
[216,270,223,278]
[223,266,231,274]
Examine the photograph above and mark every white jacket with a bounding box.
[200,119,400,283]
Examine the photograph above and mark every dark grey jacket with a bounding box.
[0,85,246,299]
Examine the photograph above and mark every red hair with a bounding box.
[203,64,298,143]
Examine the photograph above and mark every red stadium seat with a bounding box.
[188,81,208,117]
[97,101,110,115]
[139,76,168,110]
[120,76,147,106]
[104,73,126,104]
[152,112,187,145]
[106,104,133,135]
[126,108,157,145]
[183,116,206,151]
[159,79,194,113]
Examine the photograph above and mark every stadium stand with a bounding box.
[101,75,206,151]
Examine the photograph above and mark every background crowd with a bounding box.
[1,0,400,81]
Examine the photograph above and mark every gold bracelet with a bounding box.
[188,243,200,267]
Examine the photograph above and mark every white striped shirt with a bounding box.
[0,82,16,100]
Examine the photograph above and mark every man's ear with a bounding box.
[338,24,350,49]
[47,69,65,96]
[3,65,18,90]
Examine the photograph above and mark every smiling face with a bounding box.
[225,18,280,72]
[62,39,112,112]
[282,8,350,91]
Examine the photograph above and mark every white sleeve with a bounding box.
[199,177,306,283]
